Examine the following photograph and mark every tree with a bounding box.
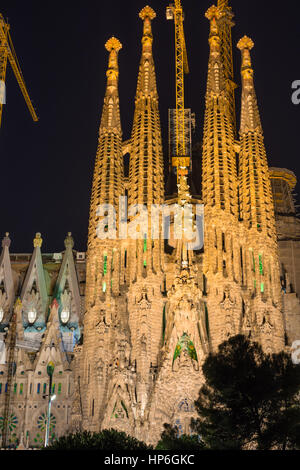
[156,423,206,451]
[44,429,152,451]
[192,335,300,450]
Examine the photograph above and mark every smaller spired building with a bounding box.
[270,168,300,342]
[0,232,84,448]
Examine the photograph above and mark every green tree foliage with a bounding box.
[156,423,206,450]
[192,335,300,450]
[44,429,152,451]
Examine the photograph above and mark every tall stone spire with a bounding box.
[237,36,276,240]
[88,37,124,249]
[237,36,285,352]
[86,36,124,302]
[217,0,236,133]
[202,5,237,216]
[80,37,126,432]
[126,7,165,427]
[202,6,240,352]
[128,5,164,278]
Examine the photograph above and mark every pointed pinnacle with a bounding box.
[139,5,156,21]
[105,37,122,53]
[237,36,254,51]
[64,232,74,249]
[34,232,43,248]
[2,232,11,248]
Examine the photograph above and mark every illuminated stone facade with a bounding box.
[0,3,299,448]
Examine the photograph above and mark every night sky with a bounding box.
[1,0,299,253]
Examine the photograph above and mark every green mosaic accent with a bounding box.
[112,401,129,419]
[173,333,198,364]
[37,413,56,432]
[0,413,18,432]
[261,282,264,293]
[259,254,264,275]
[103,255,108,275]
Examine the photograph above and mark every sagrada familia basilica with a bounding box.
[0,2,300,448]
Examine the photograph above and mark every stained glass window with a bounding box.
[43,383,47,394]
[103,254,108,275]
[0,383,2,394]
[13,383,17,394]
[20,383,23,395]
[259,254,264,275]
[37,383,40,394]
[58,383,62,395]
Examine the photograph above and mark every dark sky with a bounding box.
[1,0,299,253]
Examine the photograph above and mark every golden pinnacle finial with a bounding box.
[237,36,254,52]
[139,5,156,21]
[34,232,43,248]
[205,5,221,21]
[105,37,122,53]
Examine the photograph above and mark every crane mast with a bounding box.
[167,0,190,183]
[0,13,38,127]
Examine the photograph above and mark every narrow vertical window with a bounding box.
[162,306,166,342]
[43,383,47,395]
[259,255,264,275]
[103,254,108,275]
[205,304,210,339]
[261,283,264,293]
[252,252,255,272]
[20,383,23,395]
[102,282,107,293]
[58,383,62,395]
[37,383,41,394]
[14,383,17,394]
[0,383,2,394]
[52,384,55,394]
[124,250,127,268]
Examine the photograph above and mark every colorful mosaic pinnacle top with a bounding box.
[139,6,156,21]
[237,35,254,51]
[105,36,122,53]
[205,5,222,21]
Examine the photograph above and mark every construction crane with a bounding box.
[166,0,190,183]
[217,0,237,134]
[0,13,38,127]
